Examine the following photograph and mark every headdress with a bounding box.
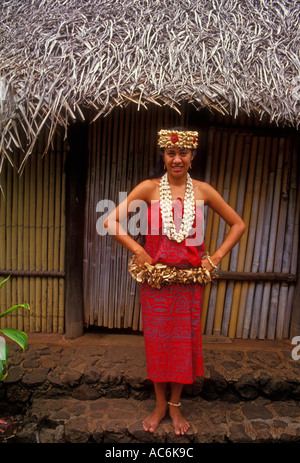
[158,129,198,149]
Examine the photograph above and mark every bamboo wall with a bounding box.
[2,104,298,338]
[84,104,300,339]
[201,126,300,340]
[0,130,66,333]
[84,104,186,331]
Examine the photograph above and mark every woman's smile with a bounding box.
[171,165,184,171]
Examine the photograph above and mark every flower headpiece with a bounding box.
[158,129,198,149]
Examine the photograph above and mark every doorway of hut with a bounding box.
[82,102,300,342]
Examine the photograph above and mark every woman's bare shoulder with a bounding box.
[192,180,215,201]
[128,178,160,202]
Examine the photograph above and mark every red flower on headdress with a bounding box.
[170,133,179,144]
[193,137,197,143]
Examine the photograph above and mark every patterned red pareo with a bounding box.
[140,199,206,384]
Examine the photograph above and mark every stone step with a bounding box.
[1,341,300,407]
[13,396,300,443]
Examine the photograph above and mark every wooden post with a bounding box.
[65,122,88,339]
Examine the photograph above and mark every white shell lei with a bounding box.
[160,172,195,243]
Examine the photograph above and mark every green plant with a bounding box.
[0,276,30,381]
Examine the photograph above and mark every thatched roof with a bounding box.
[0,0,299,173]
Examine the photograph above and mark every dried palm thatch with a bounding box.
[0,0,299,176]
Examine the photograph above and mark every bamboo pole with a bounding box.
[85,117,97,327]
[134,103,148,329]
[114,107,125,329]
[242,137,271,338]
[276,138,298,338]
[125,107,138,328]
[41,149,49,332]
[93,119,101,328]
[205,130,227,334]
[258,137,284,339]
[238,136,263,337]
[6,160,13,327]
[83,123,91,327]
[219,132,240,335]
[23,149,30,332]
[29,144,37,332]
[236,136,264,338]
[250,137,277,338]
[227,139,250,337]
[235,135,260,337]
[97,117,107,326]
[99,114,110,327]
[131,107,143,331]
[201,128,220,332]
[11,155,19,329]
[17,142,25,331]
[108,109,120,329]
[205,130,223,334]
[267,138,290,339]
[0,161,7,328]
[226,134,249,338]
[46,144,56,333]
[53,133,63,333]
[105,111,116,328]
[200,129,214,332]
[203,129,214,226]
[98,115,109,327]
[93,117,102,328]
[122,105,134,329]
[284,161,300,338]
[35,133,43,332]
[87,118,97,327]
[59,141,67,334]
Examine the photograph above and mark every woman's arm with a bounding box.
[200,183,246,270]
[103,180,155,265]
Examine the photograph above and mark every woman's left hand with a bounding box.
[201,258,214,272]
[201,256,219,272]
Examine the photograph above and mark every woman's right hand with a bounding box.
[134,248,153,266]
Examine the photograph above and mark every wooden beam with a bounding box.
[64,122,88,339]
[0,270,65,278]
[217,271,297,283]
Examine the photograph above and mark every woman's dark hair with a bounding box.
[149,126,197,179]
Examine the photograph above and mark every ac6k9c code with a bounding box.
[147,447,193,458]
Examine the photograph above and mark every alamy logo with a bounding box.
[95,194,205,246]
[291,336,300,361]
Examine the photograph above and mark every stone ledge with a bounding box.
[11,396,300,443]
[1,343,300,410]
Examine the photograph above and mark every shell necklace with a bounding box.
[160,172,195,243]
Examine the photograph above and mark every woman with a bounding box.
[104,127,245,436]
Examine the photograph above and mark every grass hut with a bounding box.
[0,0,299,340]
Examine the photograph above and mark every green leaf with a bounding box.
[0,341,10,382]
[0,328,28,351]
[0,275,10,290]
[0,360,8,382]
[0,303,30,319]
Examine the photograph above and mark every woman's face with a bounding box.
[163,147,193,177]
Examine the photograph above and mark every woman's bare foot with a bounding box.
[169,405,190,435]
[142,403,167,433]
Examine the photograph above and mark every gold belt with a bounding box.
[128,255,218,289]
